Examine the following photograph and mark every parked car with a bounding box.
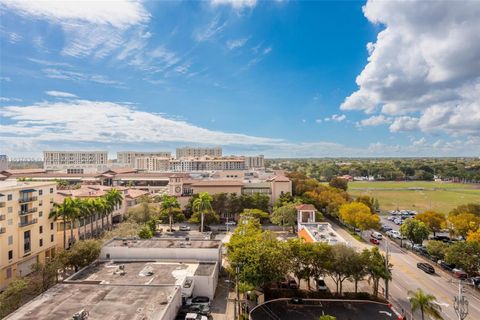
[185,313,208,320]
[288,279,298,289]
[437,260,455,272]
[466,277,480,288]
[186,296,210,307]
[370,238,380,245]
[316,278,328,291]
[417,263,435,274]
[225,221,236,226]
[380,225,392,232]
[371,231,383,240]
[290,297,304,305]
[198,225,211,232]
[453,269,468,280]
[180,225,191,231]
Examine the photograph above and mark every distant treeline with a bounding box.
[266,158,480,183]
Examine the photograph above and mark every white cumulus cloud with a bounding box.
[358,115,392,127]
[211,0,257,10]
[45,90,77,98]
[341,0,480,137]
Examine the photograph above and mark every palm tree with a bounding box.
[50,197,80,249]
[94,197,108,234]
[193,192,213,233]
[160,195,180,232]
[408,288,443,320]
[105,189,123,230]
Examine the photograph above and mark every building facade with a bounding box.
[0,155,8,171]
[169,157,245,172]
[117,151,171,167]
[0,180,57,290]
[244,155,265,169]
[43,151,108,174]
[176,147,222,159]
[134,156,170,172]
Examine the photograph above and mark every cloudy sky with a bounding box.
[1,0,479,158]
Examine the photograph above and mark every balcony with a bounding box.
[0,202,5,208]
[19,207,38,215]
[0,214,5,221]
[18,196,38,204]
[0,227,5,234]
[19,218,38,227]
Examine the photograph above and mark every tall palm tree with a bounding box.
[85,198,98,238]
[94,197,108,234]
[408,288,443,320]
[105,189,123,230]
[50,197,80,249]
[160,195,180,232]
[193,192,213,233]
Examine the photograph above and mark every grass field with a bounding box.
[348,181,480,214]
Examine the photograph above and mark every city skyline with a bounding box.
[1,0,479,158]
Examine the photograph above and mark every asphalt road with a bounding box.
[329,222,480,320]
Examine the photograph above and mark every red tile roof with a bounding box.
[295,204,316,211]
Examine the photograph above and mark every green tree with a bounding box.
[329,177,348,191]
[355,195,375,214]
[415,211,446,236]
[426,240,448,261]
[271,203,297,233]
[50,197,81,249]
[138,226,153,239]
[400,218,429,246]
[408,288,443,320]
[327,244,357,294]
[191,192,219,232]
[0,278,31,318]
[444,241,480,275]
[105,188,123,230]
[319,316,336,320]
[450,203,480,217]
[159,195,181,232]
[362,247,392,297]
[286,239,315,289]
[62,239,101,272]
[241,208,270,223]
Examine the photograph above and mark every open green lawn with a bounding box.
[348,181,480,214]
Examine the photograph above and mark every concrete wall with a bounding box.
[100,246,222,263]
[192,263,219,300]
[270,180,292,204]
[191,185,242,195]
[159,286,182,320]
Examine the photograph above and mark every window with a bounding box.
[50,188,54,194]
[39,200,43,206]
[6,268,12,279]
[39,190,43,196]
[8,235,13,245]
[51,234,54,242]
[7,218,12,226]
[39,239,43,247]
[7,194,12,201]
[24,230,31,253]
[7,207,12,213]
[39,226,43,234]
[39,211,43,217]
[8,250,13,260]
[50,222,54,230]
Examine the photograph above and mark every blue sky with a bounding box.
[1,0,479,158]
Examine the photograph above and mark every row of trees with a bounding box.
[49,189,123,249]
[268,158,480,182]
[227,215,392,297]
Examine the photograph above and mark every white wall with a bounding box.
[100,246,222,263]
[192,263,219,300]
[158,286,182,320]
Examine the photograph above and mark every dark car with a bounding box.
[316,278,328,291]
[198,225,211,232]
[288,279,298,289]
[290,297,304,305]
[187,296,210,306]
[417,262,435,274]
[438,260,455,272]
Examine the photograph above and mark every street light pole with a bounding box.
[454,280,469,320]
[236,266,241,320]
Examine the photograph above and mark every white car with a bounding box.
[225,221,236,226]
[185,313,208,320]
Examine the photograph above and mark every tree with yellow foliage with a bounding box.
[448,213,480,238]
[466,228,480,243]
[415,211,446,236]
[339,202,380,233]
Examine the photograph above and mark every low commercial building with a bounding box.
[296,204,347,245]
[0,180,57,290]
[43,151,108,174]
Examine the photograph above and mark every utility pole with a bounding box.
[236,265,241,320]
[454,280,469,320]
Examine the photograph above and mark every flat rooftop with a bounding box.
[68,261,217,285]
[105,238,222,249]
[5,283,177,320]
[303,223,347,244]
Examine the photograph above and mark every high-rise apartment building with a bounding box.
[169,156,245,172]
[134,157,170,172]
[43,151,108,174]
[0,155,8,171]
[244,155,265,169]
[176,147,222,159]
[117,151,171,167]
[0,180,57,290]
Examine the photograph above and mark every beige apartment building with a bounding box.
[176,147,222,159]
[117,151,171,167]
[134,156,170,172]
[43,151,108,174]
[244,155,265,169]
[169,156,246,172]
[0,180,57,290]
